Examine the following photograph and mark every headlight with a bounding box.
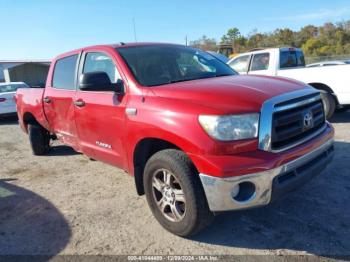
[198,113,259,141]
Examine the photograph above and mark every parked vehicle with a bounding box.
[307,60,350,67]
[16,43,334,236]
[0,82,29,116]
[227,47,350,118]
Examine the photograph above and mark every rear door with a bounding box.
[247,52,271,75]
[43,54,80,150]
[73,51,127,168]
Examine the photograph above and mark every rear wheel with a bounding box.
[320,92,336,119]
[28,124,50,155]
[143,149,214,236]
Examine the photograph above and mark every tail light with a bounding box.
[0,98,6,103]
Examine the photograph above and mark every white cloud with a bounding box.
[267,7,350,21]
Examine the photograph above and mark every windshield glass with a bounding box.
[117,45,236,86]
[0,83,28,93]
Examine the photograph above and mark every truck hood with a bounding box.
[150,75,309,114]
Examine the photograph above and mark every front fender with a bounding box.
[125,107,215,174]
[124,94,258,176]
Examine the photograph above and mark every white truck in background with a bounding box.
[227,47,350,118]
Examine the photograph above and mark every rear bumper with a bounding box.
[199,138,334,212]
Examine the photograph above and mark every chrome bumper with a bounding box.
[199,139,334,212]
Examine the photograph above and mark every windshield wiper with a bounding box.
[148,74,234,86]
[167,78,197,84]
[145,78,197,87]
[215,73,233,77]
[169,74,231,83]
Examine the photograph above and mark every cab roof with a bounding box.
[54,42,186,60]
[80,42,184,51]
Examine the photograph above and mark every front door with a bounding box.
[73,51,127,168]
[227,54,251,75]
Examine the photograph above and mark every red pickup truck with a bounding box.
[16,43,334,236]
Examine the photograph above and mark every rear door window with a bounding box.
[52,55,78,89]
[228,55,250,73]
[250,53,270,71]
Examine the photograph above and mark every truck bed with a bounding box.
[15,88,50,133]
[277,64,350,105]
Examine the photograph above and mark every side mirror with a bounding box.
[114,79,125,94]
[79,72,122,92]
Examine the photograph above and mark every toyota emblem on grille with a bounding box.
[303,111,314,129]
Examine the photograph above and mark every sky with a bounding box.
[1,0,350,60]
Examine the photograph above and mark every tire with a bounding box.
[143,149,214,236]
[28,124,50,155]
[320,92,336,119]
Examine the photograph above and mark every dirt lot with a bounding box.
[0,112,349,258]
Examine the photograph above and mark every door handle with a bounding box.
[74,100,85,107]
[43,97,51,103]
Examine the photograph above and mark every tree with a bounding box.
[319,22,337,45]
[295,25,318,46]
[190,19,350,57]
[247,33,266,48]
[189,35,217,51]
[221,27,241,48]
[301,38,322,56]
[234,35,248,52]
[273,28,296,46]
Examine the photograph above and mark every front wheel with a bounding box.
[143,149,214,236]
[320,92,336,119]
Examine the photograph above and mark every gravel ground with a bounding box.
[0,112,349,259]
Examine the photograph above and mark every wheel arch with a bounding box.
[308,82,339,104]
[22,112,41,131]
[132,137,197,196]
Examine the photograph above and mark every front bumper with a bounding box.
[199,138,334,212]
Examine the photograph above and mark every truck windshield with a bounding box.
[280,50,305,69]
[117,45,236,86]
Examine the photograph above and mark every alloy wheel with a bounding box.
[151,169,186,222]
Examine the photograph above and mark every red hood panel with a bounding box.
[151,75,309,114]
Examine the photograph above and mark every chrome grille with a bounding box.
[259,89,327,152]
[271,99,325,150]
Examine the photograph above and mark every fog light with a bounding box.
[231,182,256,203]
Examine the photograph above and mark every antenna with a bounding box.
[133,18,138,42]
